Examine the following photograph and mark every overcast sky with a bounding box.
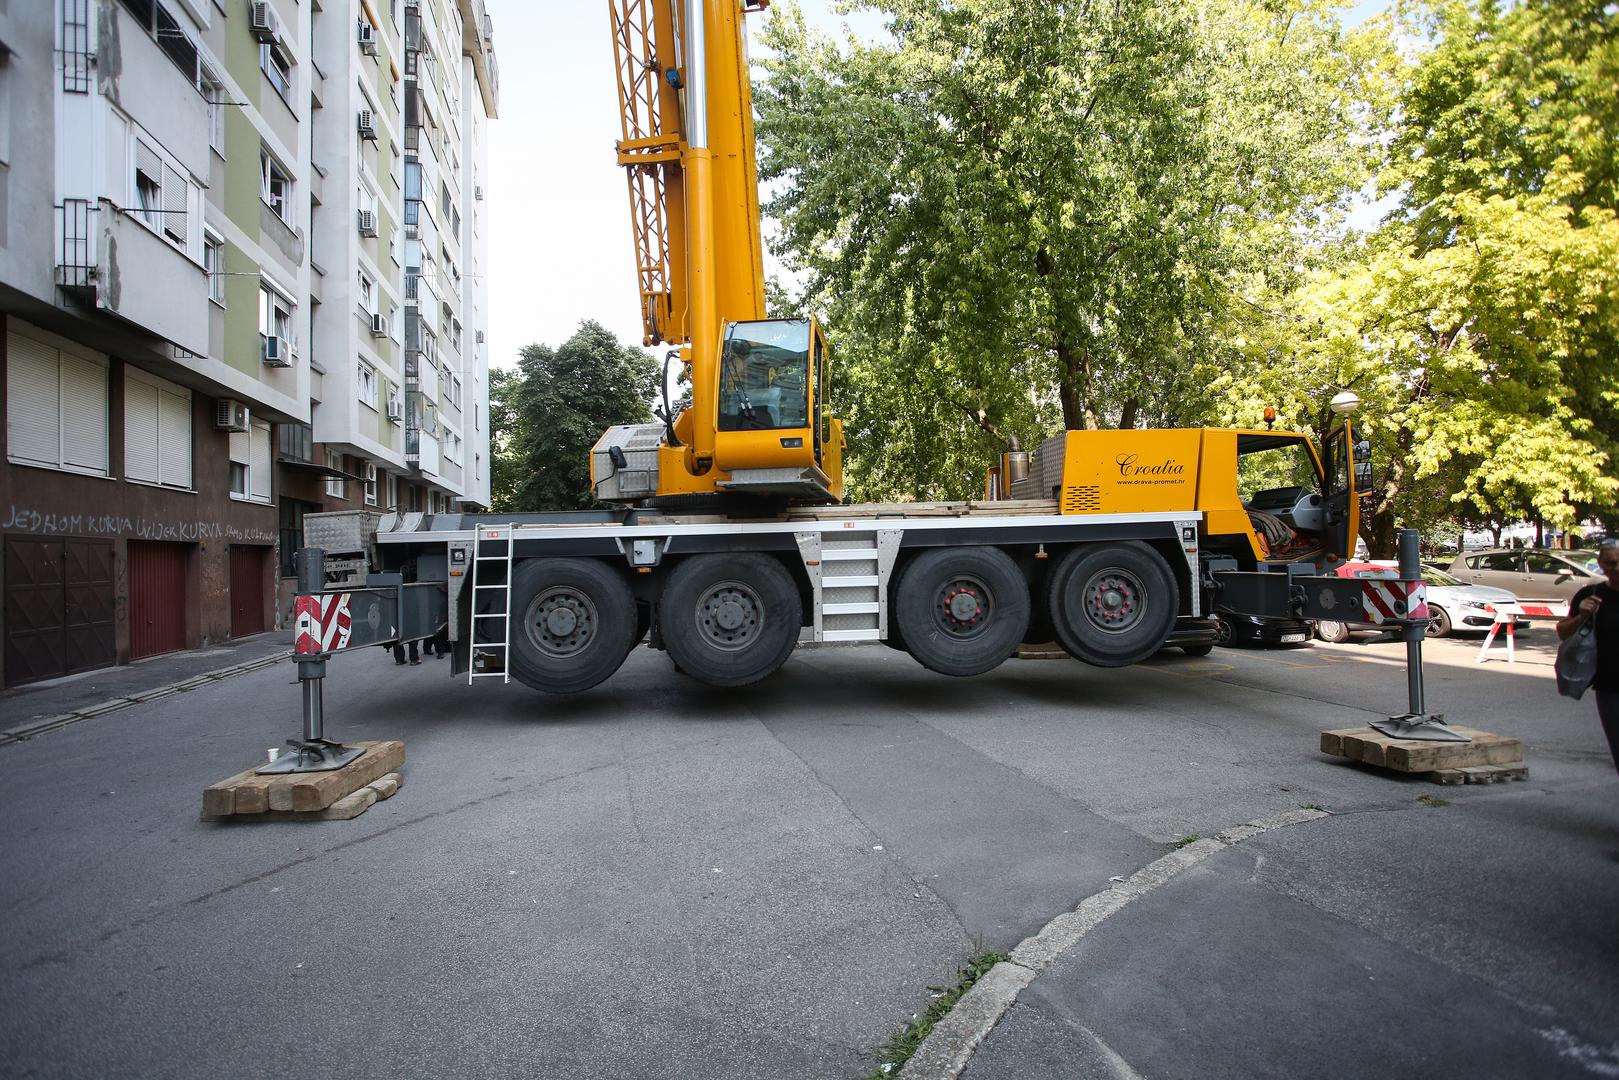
[483,1,1389,371]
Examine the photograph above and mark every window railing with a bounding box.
[56,199,96,289]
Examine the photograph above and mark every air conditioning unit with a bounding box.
[475,329,485,344]
[474,185,484,201]
[369,312,388,337]
[387,397,404,423]
[262,334,292,367]
[215,398,250,432]
[357,110,378,142]
[357,21,380,55]
[357,209,378,236]
[250,2,280,44]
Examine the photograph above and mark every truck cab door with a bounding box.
[1320,421,1365,561]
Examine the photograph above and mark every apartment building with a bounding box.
[0,0,497,689]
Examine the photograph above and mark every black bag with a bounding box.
[1555,617,1599,700]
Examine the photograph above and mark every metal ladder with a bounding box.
[468,523,513,684]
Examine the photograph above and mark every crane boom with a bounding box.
[603,1,841,502]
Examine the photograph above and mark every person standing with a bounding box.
[1559,543,1619,775]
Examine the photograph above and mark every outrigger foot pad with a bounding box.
[1369,714,1472,743]
[257,739,369,775]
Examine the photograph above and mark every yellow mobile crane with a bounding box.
[294,1,1420,711]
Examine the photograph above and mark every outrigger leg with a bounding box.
[1370,529,1469,743]
[259,548,368,774]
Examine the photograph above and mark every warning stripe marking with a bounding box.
[294,593,353,654]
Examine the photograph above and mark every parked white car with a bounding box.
[1315,563,1530,642]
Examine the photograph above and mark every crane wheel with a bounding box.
[507,558,638,694]
[659,554,802,688]
[893,547,1030,677]
[1047,543,1178,668]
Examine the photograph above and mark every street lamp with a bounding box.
[1329,391,1361,416]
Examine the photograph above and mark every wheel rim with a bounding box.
[1319,620,1344,640]
[695,580,763,651]
[1214,617,1233,644]
[933,575,993,639]
[1080,568,1147,635]
[525,586,599,657]
[1425,609,1446,637]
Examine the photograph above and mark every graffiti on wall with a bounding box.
[1,505,276,544]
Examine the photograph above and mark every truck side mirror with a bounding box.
[1353,460,1373,494]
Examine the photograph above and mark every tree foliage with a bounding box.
[756,0,1394,500]
[488,321,658,512]
[756,0,1617,540]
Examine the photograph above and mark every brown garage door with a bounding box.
[128,541,190,660]
[4,536,115,687]
[230,545,267,637]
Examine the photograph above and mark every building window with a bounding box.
[358,271,374,316]
[200,65,226,156]
[6,327,110,476]
[203,230,225,305]
[134,143,163,229]
[260,150,292,222]
[124,369,192,489]
[259,281,294,353]
[325,450,347,499]
[386,472,398,510]
[357,361,379,409]
[364,463,378,506]
[261,43,293,101]
[229,418,272,503]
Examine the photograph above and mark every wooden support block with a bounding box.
[1432,764,1529,786]
[202,741,406,818]
[1322,726,1523,778]
[1016,643,1068,660]
[320,787,379,820]
[370,773,401,800]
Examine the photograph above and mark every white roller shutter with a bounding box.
[163,164,189,247]
[59,351,108,475]
[158,388,192,488]
[6,331,59,466]
[124,376,161,483]
[250,419,272,502]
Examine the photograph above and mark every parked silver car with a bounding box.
[1447,548,1602,602]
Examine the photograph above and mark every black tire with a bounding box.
[1180,643,1215,657]
[1425,605,1451,638]
[1315,619,1351,644]
[658,554,802,687]
[894,547,1030,677]
[1047,542,1179,668]
[507,558,638,694]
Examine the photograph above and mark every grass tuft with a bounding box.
[868,949,1008,1079]
[1418,795,1449,808]
[1173,834,1201,848]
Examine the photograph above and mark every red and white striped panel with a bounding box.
[1361,580,1428,625]
[1515,601,1570,619]
[293,593,354,654]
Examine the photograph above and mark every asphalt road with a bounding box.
[0,629,1614,1079]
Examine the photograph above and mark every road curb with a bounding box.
[896,808,1331,1080]
[0,651,293,747]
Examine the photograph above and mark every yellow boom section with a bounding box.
[610,0,768,479]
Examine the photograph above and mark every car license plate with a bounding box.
[1281,633,1308,644]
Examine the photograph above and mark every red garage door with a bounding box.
[230,545,267,638]
[4,536,116,687]
[128,541,189,660]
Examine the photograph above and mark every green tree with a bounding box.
[756,0,1393,500]
[491,321,658,512]
[1209,175,1619,553]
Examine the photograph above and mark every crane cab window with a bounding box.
[1236,434,1322,509]
[719,320,810,432]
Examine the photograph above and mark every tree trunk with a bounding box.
[1056,337,1085,432]
[1118,397,1140,430]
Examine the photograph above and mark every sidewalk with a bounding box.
[0,631,293,742]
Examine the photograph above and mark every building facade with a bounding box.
[0,0,498,689]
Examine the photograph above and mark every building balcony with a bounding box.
[56,199,209,359]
